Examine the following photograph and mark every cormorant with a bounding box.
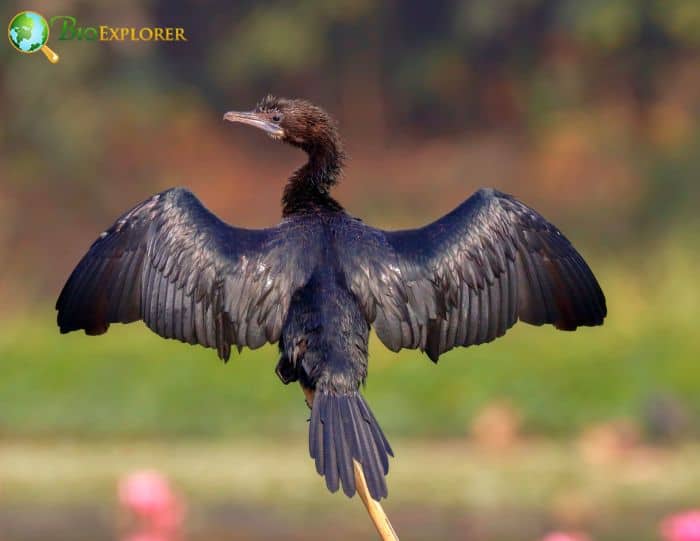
[56,96,606,501]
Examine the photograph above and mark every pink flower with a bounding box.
[541,532,592,541]
[118,470,184,533]
[123,533,171,541]
[662,511,700,541]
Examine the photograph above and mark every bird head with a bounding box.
[224,95,341,155]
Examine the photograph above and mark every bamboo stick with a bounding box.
[353,459,400,541]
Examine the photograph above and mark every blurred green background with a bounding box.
[1,0,699,540]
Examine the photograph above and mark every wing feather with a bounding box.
[56,187,316,360]
[339,188,606,362]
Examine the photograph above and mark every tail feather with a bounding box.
[310,391,393,500]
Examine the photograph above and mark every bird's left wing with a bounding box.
[56,187,316,360]
[338,188,606,362]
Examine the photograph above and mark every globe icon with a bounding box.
[8,11,59,63]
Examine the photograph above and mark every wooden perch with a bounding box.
[353,459,399,541]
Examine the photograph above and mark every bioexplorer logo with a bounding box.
[8,11,188,64]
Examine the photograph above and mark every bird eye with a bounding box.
[272,114,282,122]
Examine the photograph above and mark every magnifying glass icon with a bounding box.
[8,11,60,64]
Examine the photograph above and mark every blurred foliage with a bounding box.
[1,242,698,439]
[1,0,699,439]
[6,439,700,541]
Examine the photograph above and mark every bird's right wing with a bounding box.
[56,187,317,360]
[339,188,606,362]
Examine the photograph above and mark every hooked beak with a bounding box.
[223,111,284,138]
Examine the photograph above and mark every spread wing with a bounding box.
[340,188,606,362]
[56,187,316,360]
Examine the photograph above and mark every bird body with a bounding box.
[278,214,371,393]
[57,96,606,501]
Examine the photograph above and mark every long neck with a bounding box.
[282,139,344,216]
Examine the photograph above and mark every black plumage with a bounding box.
[56,96,606,501]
